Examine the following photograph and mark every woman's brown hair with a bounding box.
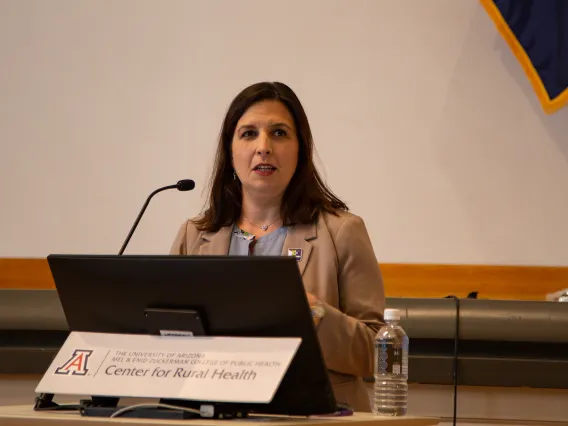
[193,81,347,232]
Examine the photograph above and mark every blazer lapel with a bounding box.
[281,222,317,276]
[198,226,233,255]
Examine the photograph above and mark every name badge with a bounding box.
[288,248,303,261]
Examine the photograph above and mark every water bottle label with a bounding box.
[376,342,408,376]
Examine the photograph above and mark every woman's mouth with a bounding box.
[253,164,277,176]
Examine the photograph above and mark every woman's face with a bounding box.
[231,100,299,200]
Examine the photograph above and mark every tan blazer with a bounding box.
[170,210,385,412]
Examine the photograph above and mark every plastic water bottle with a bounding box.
[373,308,409,416]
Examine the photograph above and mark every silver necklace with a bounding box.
[242,216,280,231]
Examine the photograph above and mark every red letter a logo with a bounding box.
[55,349,93,376]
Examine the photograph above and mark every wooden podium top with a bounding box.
[0,405,438,426]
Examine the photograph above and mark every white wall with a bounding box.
[1,0,567,265]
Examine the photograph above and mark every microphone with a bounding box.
[118,179,195,255]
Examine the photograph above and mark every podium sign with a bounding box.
[36,332,301,403]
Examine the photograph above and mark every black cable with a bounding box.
[453,297,460,426]
[445,295,460,426]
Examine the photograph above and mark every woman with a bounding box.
[170,82,385,412]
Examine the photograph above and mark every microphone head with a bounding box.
[176,179,195,191]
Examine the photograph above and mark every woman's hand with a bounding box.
[306,292,325,326]
[306,292,318,306]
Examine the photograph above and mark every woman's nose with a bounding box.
[256,133,272,155]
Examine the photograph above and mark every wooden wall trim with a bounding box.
[0,259,54,290]
[1,258,567,300]
[381,263,568,300]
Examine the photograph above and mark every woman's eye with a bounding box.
[274,129,287,137]
[241,130,257,138]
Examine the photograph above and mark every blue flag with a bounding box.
[481,0,568,114]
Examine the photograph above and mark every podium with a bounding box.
[41,255,339,417]
[0,405,439,426]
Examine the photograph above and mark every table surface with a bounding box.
[0,405,438,426]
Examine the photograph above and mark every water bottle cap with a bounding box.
[384,308,400,321]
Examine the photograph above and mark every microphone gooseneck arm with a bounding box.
[118,179,195,255]
[118,184,176,255]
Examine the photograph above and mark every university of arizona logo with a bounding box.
[54,349,93,376]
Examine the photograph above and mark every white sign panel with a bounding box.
[36,332,301,403]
